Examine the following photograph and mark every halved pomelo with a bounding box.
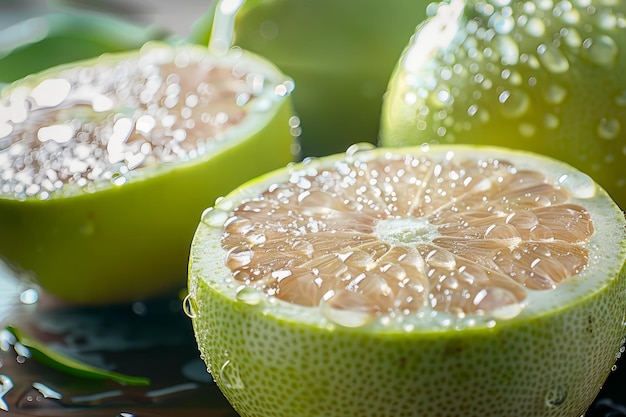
[0,41,297,305]
[380,0,626,209]
[188,144,626,417]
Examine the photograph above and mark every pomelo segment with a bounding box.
[0,41,297,305]
[188,144,626,417]
[380,0,626,209]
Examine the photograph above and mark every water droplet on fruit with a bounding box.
[226,246,254,269]
[498,89,530,118]
[219,359,244,389]
[201,207,229,227]
[554,0,581,24]
[19,287,39,305]
[545,384,568,407]
[320,290,377,328]
[582,35,619,67]
[490,11,515,34]
[182,293,197,319]
[597,117,621,139]
[495,35,520,65]
[425,249,456,269]
[525,17,546,36]
[30,78,71,107]
[561,27,582,49]
[557,172,597,198]
[345,142,376,163]
[542,83,568,105]
[236,286,264,305]
[596,8,618,30]
[544,114,560,129]
[537,44,570,73]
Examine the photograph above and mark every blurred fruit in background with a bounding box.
[380,0,626,209]
[189,0,431,157]
[0,10,168,84]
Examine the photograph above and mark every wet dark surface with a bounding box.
[0,276,238,417]
[0,271,625,417]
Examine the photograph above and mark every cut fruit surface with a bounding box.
[188,144,626,417]
[0,41,297,304]
[380,0,626,209]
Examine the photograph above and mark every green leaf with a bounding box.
[5,325,151,386]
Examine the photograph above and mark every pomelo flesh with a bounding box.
[0,41,297,304]
[188,144,626,417]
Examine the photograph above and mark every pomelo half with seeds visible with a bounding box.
[188,144,626,417]
[380,0,626,209]
[0,41,297,305]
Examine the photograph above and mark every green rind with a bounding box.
[192,261,626,417]
[189,144,626,417]
[0,43,296,305]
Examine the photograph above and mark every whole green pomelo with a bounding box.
[380,0,626,209]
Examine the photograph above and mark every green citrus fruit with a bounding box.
[380,0,626,209]
[189,0,430,157]
[188,143,626,417]
[0,41,297,305]
[0,11,168,84]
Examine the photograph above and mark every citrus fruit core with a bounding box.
[219,146,593,323]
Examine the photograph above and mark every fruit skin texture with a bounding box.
[0,43,296,305]
[189,0,429,157]
[189,145,626,417]
[380,0,626,209]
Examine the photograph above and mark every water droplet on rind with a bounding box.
[498,89,530,118]
[544,384,568,408]
[219,358,245,389]
[597,117,621,140]
[182,293,198,318]
[236,286,264,305]
[201,207,229,227]
[582,35,619,67]
[345,142,377,163]
[557,172,597,199]
[19,288,39,305]
[537,44,570,73]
